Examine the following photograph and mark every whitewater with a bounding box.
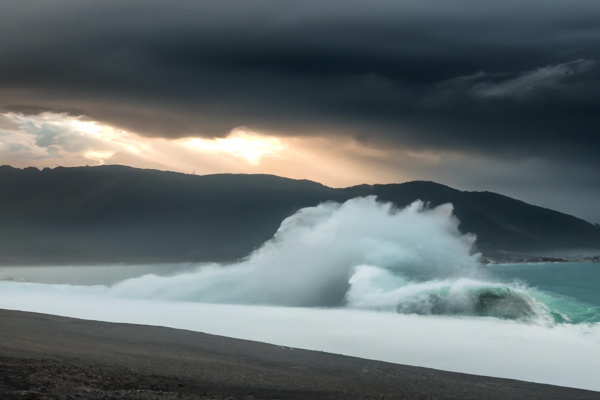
[1,197,599,391]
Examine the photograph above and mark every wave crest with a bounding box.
[111,197,481,307]
[346,266,547,322]
[107,197,598,325]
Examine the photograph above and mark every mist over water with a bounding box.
[111,197,483,307]
[1,197,599,391]
[106,197,591,324]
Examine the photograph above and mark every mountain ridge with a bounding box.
[1,165,599,265]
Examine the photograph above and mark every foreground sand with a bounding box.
[0,309,597,399]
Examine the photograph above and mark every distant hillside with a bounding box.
[1,165,599,264]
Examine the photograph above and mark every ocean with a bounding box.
[487,262,600,324]
[1,197,599,391]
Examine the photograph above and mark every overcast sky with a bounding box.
[1,0,599,223]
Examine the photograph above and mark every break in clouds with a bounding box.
[1,0,600,222]
[1,0,599,159]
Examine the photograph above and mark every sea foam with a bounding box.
[1,197,600,391]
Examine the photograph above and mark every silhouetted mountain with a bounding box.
[1,165,599,264]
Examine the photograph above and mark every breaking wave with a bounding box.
[110,197,479,305]
[347,268,600,324]
[107,196,599,325]
[2,196,600,390]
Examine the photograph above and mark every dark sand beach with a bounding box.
[0,309,597,399]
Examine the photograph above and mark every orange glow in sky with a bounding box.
[176,130,285,165]
[0,112,415,187]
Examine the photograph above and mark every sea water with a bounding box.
[1,197,599,390]
[488,262,600,308]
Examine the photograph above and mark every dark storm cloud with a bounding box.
[1,0,599,164]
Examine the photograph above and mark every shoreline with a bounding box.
[1,309,598,399]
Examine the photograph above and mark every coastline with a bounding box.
[1,309,598,399]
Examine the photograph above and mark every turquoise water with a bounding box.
[485,262,600,324]
[487,262,600,306]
